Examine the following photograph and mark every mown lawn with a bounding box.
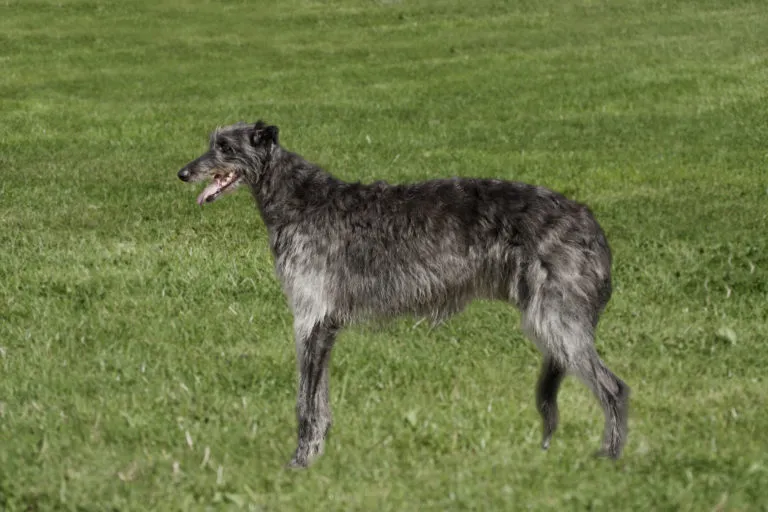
[1,0,766,509]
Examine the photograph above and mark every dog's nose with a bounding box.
[178,168,191,182]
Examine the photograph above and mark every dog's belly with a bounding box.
[279,241,522,325]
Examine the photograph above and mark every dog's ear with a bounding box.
[251,121,278,146]
[263,125,279,145]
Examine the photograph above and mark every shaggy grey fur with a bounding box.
[177,121,630,468]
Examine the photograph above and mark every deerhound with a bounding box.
[177,121,630,468]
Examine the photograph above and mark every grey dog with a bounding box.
[177,121,629,468]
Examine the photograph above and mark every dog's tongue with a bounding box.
[196,181,223,206]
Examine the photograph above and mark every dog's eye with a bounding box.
[218,142,233,155]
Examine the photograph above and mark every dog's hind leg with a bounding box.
[572,348,630,458]
[523,287,629,458]
[536,355,566,450]
[288,318,338,468]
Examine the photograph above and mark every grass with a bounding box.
[1,0,767,509]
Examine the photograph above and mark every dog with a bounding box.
[177,120,630,468]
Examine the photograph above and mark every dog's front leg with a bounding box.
[287,319,338,468]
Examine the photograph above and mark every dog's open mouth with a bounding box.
[196,172,242,205]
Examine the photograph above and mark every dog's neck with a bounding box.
[247,148,339,230]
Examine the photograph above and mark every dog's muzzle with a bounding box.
[178,168,192,182]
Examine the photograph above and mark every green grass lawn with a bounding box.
[2,0,767,509]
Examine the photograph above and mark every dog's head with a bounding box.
[177,120,279,205]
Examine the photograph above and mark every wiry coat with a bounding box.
[178,121,629,468]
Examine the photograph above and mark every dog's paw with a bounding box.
[286,438,325,469]
[593,448,620,460]
[286,457,308,470]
